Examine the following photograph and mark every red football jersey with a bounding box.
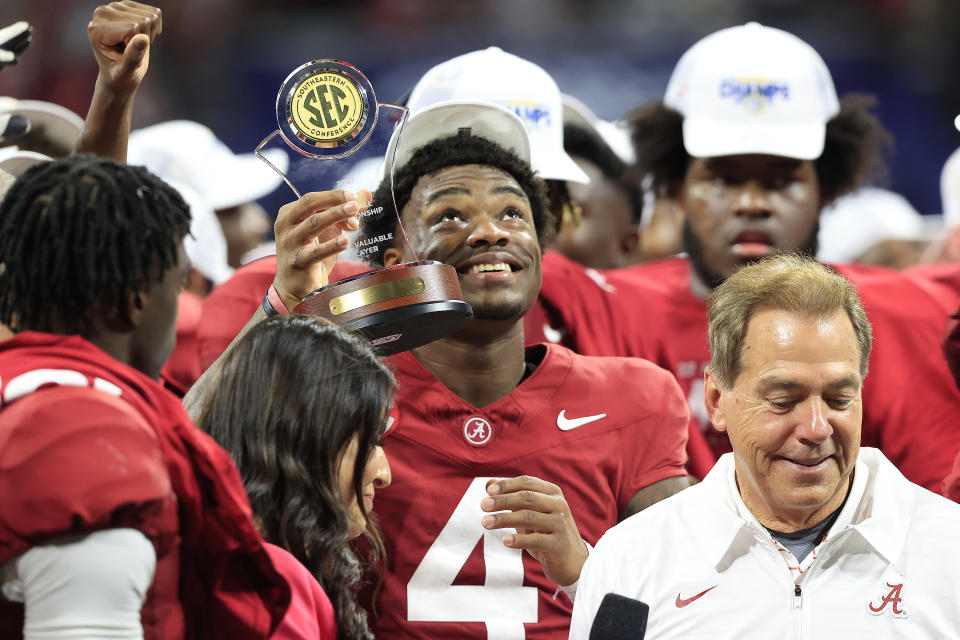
[944,308,960,390]
[540,255,960,492]
[536,253,716,478]
[0,332,289,639]
[197,257,369,370]
[373,343,689,639]
[906,261,960,313]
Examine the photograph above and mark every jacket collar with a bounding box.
[692,448,912,573]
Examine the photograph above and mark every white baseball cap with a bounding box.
[561,94,635,164]
[406,47,589,183]
[665,22,840,160]
[0,97,83,158]
[128,120,288,211]
[817,187,926,262]
[0,168,14,201]
[942,146,960,228]
[0,147,51,176]
[163,178,234,285]
[388,100,531,174]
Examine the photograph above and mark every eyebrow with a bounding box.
[491,185,526,198]
[424,186,471,204]
[703,157,803,171]
[424,184,527,205]
[758,374,862,392]
[765,159,803,170]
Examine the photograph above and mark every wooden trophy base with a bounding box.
[294,261,473,355]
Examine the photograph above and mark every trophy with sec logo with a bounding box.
[255,60,473,355]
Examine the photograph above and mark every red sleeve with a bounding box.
[198,257,277,371]
[943,449,960,503]
[944,309,960,390]
[197,257,371,370]
[0,386,176,564]
[618,365,690,508]
[906,262,960,314]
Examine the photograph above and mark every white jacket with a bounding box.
[570,448,960,639]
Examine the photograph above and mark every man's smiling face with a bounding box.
[705,307,862,530]
[384,164,542,321]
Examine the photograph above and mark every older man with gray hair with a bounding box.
[570,254,960,639]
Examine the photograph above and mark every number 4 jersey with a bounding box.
[372,343,690,639]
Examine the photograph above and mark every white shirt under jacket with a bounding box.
[569,448,960,639]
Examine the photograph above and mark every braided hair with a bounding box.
[0,155,190,336]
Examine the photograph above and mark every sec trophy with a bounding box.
[255,59,472,355]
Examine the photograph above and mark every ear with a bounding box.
[703,369,728,433]
[615,229,641,267]
[125,289,149,329]
[382,248,402,268]
[667,178,685,206]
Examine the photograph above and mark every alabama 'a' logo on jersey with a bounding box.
[463,416,493,447]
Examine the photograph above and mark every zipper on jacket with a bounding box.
[792,585,802,640]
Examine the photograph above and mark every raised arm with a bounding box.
[75,1,162,161]
[183,189,362,419]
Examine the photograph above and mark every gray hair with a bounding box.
[707,253,872,388]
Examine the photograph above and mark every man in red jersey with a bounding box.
[534,23,960,491]
[189,100,692,639]
[358,101,691,639]
[0,157,289,638]
[942,307,960,500]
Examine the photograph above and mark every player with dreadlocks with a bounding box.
[0,155,292,639]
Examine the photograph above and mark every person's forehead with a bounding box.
[738,308,860,376]
[414,164,525,199]
[700,153,806,171]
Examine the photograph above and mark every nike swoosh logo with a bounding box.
[675,585,717,608]
[556,410,607,431]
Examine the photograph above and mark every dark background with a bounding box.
[2,0,959,217]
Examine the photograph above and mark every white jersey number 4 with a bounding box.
[407,477,538,639]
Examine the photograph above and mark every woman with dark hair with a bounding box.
[195,315,393,640]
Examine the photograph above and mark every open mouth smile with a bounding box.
[731,230,775,258]
[455,252,524,279]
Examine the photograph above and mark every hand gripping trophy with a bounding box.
[256,59,473,355]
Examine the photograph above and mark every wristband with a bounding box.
[261,284,291,317]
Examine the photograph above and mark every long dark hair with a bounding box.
[196,315,394,639]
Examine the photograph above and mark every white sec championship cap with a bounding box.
[665,22,840,160]
[389,100,531,173]
[942,146,960,228]
[407,47,589,183]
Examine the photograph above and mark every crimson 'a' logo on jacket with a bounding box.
[868,582,907,618]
